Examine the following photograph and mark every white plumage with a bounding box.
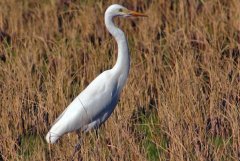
[46,4,147,144]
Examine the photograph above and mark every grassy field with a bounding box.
[0,0,239,160]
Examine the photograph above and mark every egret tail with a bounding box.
[46,131,60,143]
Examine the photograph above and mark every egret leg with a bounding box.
[95,129,99,139]
[70,133,83,161]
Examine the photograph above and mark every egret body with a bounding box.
[46,4,146,143]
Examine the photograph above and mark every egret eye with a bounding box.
[119,8,123,12]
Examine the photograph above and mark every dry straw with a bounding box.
[0,0,239,160]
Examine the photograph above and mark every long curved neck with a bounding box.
[105,14,130,81]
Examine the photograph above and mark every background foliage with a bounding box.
[0,0,239,160]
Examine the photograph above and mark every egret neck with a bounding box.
[104,13,130,89]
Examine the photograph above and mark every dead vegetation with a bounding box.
[0,0,239,160]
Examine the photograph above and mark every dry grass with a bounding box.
[0,0,240,160]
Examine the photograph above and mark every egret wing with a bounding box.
[46,70,119,143]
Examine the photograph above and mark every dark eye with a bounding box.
[119,8,123,12]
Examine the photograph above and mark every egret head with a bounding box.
[105,4,147,18]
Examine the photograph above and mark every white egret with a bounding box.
[46,4,147,143]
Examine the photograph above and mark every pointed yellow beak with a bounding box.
[128,10,148,17]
